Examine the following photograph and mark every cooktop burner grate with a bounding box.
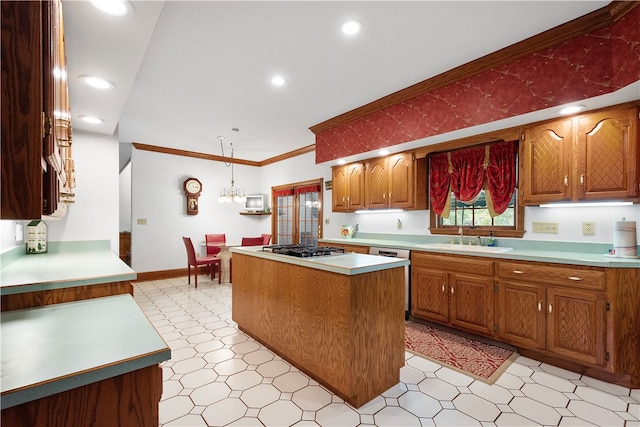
[262,244,345,257]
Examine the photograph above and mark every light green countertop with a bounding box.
[0,294,171,409]
[0,241,136,295]
[231,246,410,275]
[319,234,640,268]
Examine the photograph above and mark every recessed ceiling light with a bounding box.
[378,149,390,156]
[90,0,129,16]
[271,75,286,86]
[341,20,362,36]
[80,75,115,90]
[79,115,104,124]
[558,105,585,115]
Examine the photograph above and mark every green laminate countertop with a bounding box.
[318,234,640,268]
[0,241,136,295]
[231,246,409,275]
[0,294,171,409]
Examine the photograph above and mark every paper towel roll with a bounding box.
[613,220,637,257]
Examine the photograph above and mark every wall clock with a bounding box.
[183,177,202,215]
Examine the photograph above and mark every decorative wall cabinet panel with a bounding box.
[1,0,74,220]
[520,107,639,205]
[331,162,365,212]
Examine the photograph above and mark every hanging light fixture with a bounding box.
[218,136,246,203]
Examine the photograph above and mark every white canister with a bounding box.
[612,219,637,257]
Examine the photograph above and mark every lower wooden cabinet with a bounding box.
[497,279,607,367]
[411,253,495,337]
[411,251,640,388]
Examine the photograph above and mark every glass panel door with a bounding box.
[272,179,323,245]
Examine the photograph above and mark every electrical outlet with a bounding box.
[532,221,559,234]
[325,218,330,225]
[137,218,148,225]
[582,221,595,235]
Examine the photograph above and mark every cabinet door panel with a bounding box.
[449,274,494,337]
[577,108,638,201]
[497,280,545,349]
[546,287,606,367]
[520,119,572,204]
[412,268,448,324]
[346,163,365,210]
[331,166,348,212]
[365,158,388,208]
[388,153,413,208]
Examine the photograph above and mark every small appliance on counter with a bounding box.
[610,217,638,258]
[26,220,47,254]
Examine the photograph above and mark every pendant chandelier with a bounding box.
[218,136,246,203]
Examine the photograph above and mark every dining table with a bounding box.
[200,242,238,283]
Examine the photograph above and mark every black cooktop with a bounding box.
[262,244,345,258]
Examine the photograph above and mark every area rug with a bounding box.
[405,321,518,384]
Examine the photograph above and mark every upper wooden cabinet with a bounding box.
[1,0,74,220]
[364,152,427,210]
[332,162,365,212]
[520,107,639,205]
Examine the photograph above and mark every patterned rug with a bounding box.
[405,321,518,384]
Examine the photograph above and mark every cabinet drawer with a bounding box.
[412,252,494,276]
[498,261,605,290]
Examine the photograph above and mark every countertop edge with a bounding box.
[318,238,640,268]
[0,348,171,410]
[231,246,410,275]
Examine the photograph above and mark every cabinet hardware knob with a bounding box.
[548,303,553,313]
[451,287,454,294]
[568,276,582,281]
[513,270,524,274]
[580,174,585,185]
[564,175,568,186]
[441,284,445,292]
[538,301,542,311]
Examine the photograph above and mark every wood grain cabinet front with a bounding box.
[520,107,639,205]
[365,153,427,210]
[331,162,365,212]
[411,252,496,338]
[496,260,608,368]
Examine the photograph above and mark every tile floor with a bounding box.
[133,276,640,427]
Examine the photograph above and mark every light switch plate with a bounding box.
[532,221,559,234]
[137,218,148,225]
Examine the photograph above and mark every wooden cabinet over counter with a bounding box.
[332,151,427,212]
[520,106,639,205]
[231,247,408,408]
[1,0,75,220]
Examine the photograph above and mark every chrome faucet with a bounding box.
[458,226,464,245]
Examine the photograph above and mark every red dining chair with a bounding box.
[182,236,221,288]
[261,233,272,245]
[205,233,226,256]
[230,236,265,283]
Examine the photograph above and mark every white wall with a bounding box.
[119,160,132,232]
[45,131,121,251]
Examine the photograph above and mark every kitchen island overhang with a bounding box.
[230,246,409,408]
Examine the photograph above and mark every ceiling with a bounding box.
[63,1,618,165]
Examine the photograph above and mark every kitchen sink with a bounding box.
[414,243,513,253]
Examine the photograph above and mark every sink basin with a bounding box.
[414,243,513,253]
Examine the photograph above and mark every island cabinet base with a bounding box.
[1,364,162,427]
[232,253,405,408]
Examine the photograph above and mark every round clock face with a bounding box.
[185,179,201,195]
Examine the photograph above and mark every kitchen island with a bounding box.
[230,246,409,408]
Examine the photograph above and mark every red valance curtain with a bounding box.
[429,140,518,218]
[294,184,321,195]
[273,188,294,197]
